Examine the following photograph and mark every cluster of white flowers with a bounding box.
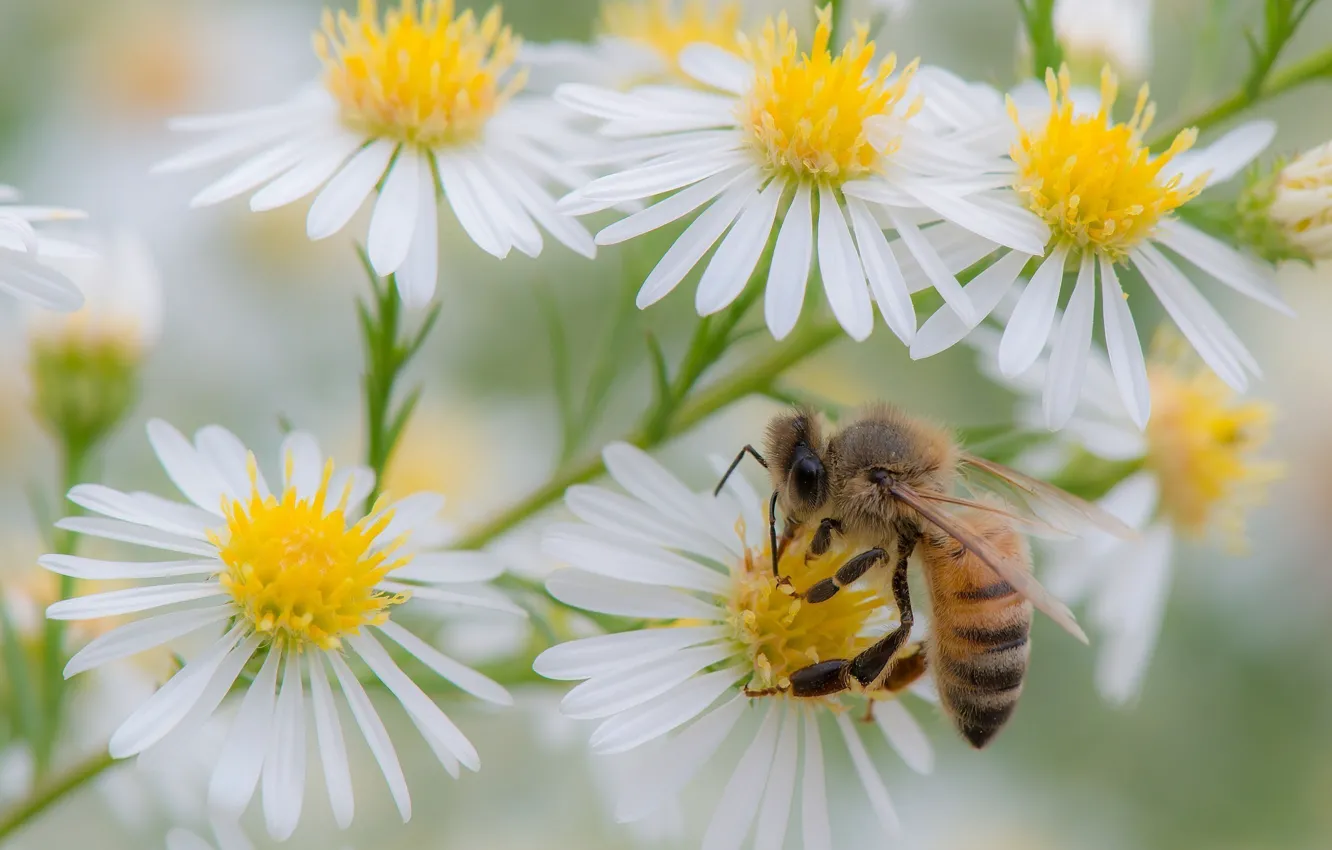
[0,0,1320,847]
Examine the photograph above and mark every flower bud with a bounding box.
[1267,140,1332,261]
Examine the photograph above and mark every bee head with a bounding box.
[764,407,829,518]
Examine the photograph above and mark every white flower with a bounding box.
[534,443,935,847]
[25,230,164,355]
[1268,139,1332,260]
[968,317,1279,705]
[0,185,87,312]
[1052,0,1152,80]
[556,7,1049,343]
[912,66,1292,432]
[155,0,596,308]
[166,818,345,850]
[40,420,521,839]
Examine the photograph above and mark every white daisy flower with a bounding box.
[1268,139,1332,260]
[555,7,1049,344]
[968,322,1280,705]
[40,420,520,839]
[166,818,344,850]
[155,0,596,308]
[912,65,1292,432]
[534,443,936,848]
[522,0,745,92]
[0,185,87,312]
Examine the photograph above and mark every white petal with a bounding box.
[565,485,734,565]
[108,625,248,758]
[616,695,746,822]
[1043,251,1097,429]
[542,524,728,595]
[161,632,264,746]
[900,181,1049,255]
[194,425,266,500]
[307,654,355,830]
[998,244,1070,376]
[636,169,763,308]
[534,625,727,681]
[39,554,215,580]
[482,156,596,258]
[911,248,1027,359]
[465,157,543,257]
[835,712,900,837]
[1092,525,1173,705]
[765,181,814,340]
[63,604,231,677]
[64,485,211,539]
[546,570,720,620]
[189,141,306,208]
[307,139,397,240]
[1168,120,1275,188]
[165,829,214,850]
[601,443,739,555]
[328,651,412,821]
[392,166,440,308]
[209,644,281,815]
[250,133,364,211]
[262,650,306,841]
[280,431,323,499]
[590,666,747,754]
[0,251,84,311]
[349,631,480,771]
[155,120,301,173]
[847,197,915,343]
[596,168,746,246]
[678,44,753,94]
[377,619,512,705]
[437,154,507,258]
[54,517,216,557]
[701,702,780,850]
[874,701,934,774]
[886,209,977,325]
[390,552,503,584]
[753,707,799,850]
[46,582,224,620]
[1098,256,1151,429]
[695,178,783,315]
[801,709,832,850]
[1156,220,1292,315]
[385,581,526,616]
[367,150,422,275]
[816,184,874,341]
[562,643,734,719]
[147,419,230,514]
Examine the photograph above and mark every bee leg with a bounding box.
[849,529,921,687]
[800,547,887,603]
[863,647,929,723]
[806,518,843,560]
[743,685,786,698]
[788,660,851,697]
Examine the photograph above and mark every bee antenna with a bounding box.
[713,444,768,497]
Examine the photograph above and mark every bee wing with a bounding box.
[910,491,1072,539]
[958,453,1137,539]
[889,483,1089,644]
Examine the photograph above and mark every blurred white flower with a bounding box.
[156,0,596,308]
[40,420,521,839]
[522,0,745,92]
[912,67,1290,431]
[0,186,87,312]
[1268,140,1332,260]
[166,817,348,850]
[25,231,163,356]
[534,443,934,847]
[969,321,1280,705]
[557,7,1048,343]
[1053,0,1152,81]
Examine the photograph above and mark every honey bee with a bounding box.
[716,404,1132,747]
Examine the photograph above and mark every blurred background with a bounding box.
[1,0,1332,848]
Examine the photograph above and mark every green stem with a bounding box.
[826,0,845,49]
[1149,44,1332,147]
[451,319,842,552]
[0,750,117,844]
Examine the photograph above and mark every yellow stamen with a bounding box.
[1144,334,1283,551]
[211,454,410,650]
[599,0,742,84]
[314,0,525,147]
[1009,65,1205,260]
[728,519,880,697]
[738,6,918,183]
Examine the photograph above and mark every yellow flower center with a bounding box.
[212,457,410,650]
[1009,66,1205,260]
[599,0,742,84]
[728,522,879,696]
[738,6,918,183]
[314,0,525,148]
[1145,340,1282,549]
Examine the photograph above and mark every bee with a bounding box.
[716,404,1132,747]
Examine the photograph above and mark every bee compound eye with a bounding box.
[792,453,825,503]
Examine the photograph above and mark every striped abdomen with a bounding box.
[921,516,1033,748]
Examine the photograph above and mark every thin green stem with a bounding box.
[1017,0,1063,79]
[0,750,117,844]
[826,0,845,49]
[450,319,842,552]
[1149,43,1332,148]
